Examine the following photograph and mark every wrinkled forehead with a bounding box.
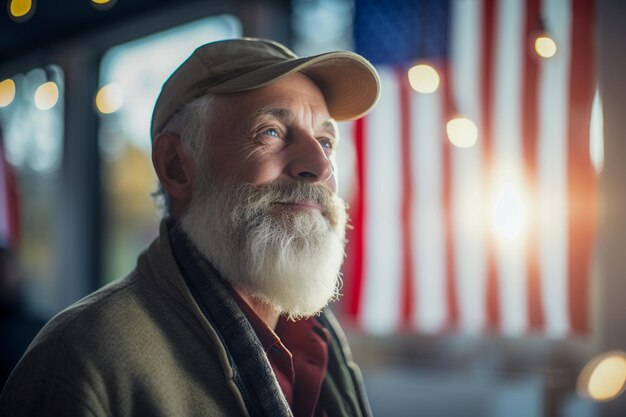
[213,74,336,129]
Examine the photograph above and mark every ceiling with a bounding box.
[0,0,232,63]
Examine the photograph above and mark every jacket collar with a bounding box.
[166,218,293,417]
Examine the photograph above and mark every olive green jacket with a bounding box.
[0,223,371,417]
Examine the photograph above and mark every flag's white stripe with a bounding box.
[491,0,527,335]
[359,67,404,334]
[411,88,447,332]
[589,88,604,174]
[0,147,9,248]
[537,0,572,337]
[450,0,488,332]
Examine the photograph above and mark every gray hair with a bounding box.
[152,94,214,216]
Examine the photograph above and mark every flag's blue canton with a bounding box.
[354,0,450,66]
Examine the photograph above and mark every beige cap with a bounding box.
[150,38,380,140]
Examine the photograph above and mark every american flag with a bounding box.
[0,126,20,251]
[340,0,598,337]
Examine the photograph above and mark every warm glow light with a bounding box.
[578,352,626,402]
[9,0,32,17]
[0,79,16,108]
[95,83,124,114]
[535,36,557,58]
[408,64,440,93]
[34,82,59,110]
[491,183,528,242]
[446,117,478,148]
[90,0,116,9]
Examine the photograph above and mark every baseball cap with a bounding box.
[150,38,380,140]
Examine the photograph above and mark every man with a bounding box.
[0,38,379,416]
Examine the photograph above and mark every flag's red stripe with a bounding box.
[482,0,500,330]
[397,69,415,327]
[567,0,597,334]
[346,117,367,319]
[521,0,545,331]
[441,65,459,327]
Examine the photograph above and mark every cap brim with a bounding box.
[206,51,380,122]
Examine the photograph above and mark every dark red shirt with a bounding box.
[229,287,329,417]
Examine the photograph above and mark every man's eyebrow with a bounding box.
[320,120,338,139]
[248,108,292,124]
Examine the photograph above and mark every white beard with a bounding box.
[180,171,347,320]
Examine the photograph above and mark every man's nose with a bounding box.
[286,135,334,185]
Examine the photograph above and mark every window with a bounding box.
[98,15,241,284]
[0,65,64,317]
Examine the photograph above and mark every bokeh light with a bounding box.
[446,117,478,148]
[34,82,59,110]
[534,36,557,58]
[8,0,34,20]
[578,351,626,402]
[95,83,124,114]
[408,64,440,93]
[0,79,16,108]
[90,0,117,10]
[9,0,31,17]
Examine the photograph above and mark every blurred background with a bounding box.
[1,0,626,416]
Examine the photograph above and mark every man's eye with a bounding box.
[263,128,280,137]
[319,138,334,150]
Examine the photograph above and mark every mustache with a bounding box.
[232,181,338,217]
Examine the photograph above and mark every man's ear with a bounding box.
[152,132,195,202]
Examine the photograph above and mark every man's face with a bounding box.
[180,73,347,319]
[201,72,338,197]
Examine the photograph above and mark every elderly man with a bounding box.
[0,38,379,416]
